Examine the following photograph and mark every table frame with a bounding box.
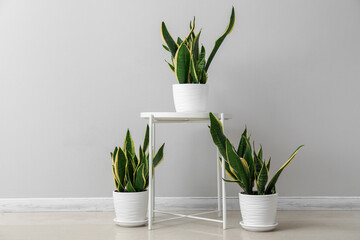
[141,112,231,230]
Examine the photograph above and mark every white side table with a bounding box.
[140,112,231,230]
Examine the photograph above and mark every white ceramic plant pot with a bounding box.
[113,190,148,227]
[239,192,278,231]
[172,84,209,112]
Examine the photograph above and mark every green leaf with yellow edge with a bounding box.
[222,178,245,189]
[126,181,136,192]
[111,147,118,164]
[162,44,169,52]
[125,150,135,182]
[115,147,126,188]
[266,157,271,172]
[133,154,140,168]
[188,17,196,40]
[258,145,263,160]
[143,125,149,152]
[192,30,201,63]
[153,143,165,167]
[123,129,135,157]
[190,56,199,83]
[265,145,304,194]
[174,43,191,84]
[134,164,146,191]
[256,161,269,195]
[113,165,124,192]
[177,37,183,45]
[219,157,239,185]
[165,60,175,72]
[161,22,178,58]
[226,139,251,193]
[200,70,207,84]
[237,129,248,157]
[228,165,246,189]
[209,112,227,160]
[243,138,255,188]
[205,7,235,71]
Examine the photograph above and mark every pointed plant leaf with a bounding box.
[126,150,135,182]
[161,22,178,58]
[145,152,149,176]
[144,175,149,189]
[111,147,118,164]
[133,154,140,168]
[192,30,201,63]
[236,128,248,157]
[265,145,304,194]
[200,70,207,84]
[189,17,196,39]
[219,157,238,184]
[165,60,175,72]
[143,125,149,152]
[253,148,262,177]
[153,143,165,167]
[126,181,136,192]
[190,56,199,83]
[240,158,250,176]
[123,129,135,157]
[115,147,127,188]
[199,45,206,62]
[205,7,235,71]
[226,139,251,193]
[182,20,196,46]
[267,157,271,172]
[256,161,269,195]
[271,186,276,194]
[223,178,245,189]
[243,138,255,188]
[209,113,227,160]
[177,37,183,45]
[134,164,146,191]
[112,165,121,191]
[139,146,144,163]
[174,43,191,84]
[258,145,263,160]
[162,44,169,52]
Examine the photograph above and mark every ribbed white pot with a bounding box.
[172,84,208,112]
[239,192,278,226]
[113,190,148,225]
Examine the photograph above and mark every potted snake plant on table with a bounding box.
[161,7,235,112]
[111,125,165,227]
[209,112,303,232]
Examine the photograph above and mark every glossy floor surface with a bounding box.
[0,211,359,240]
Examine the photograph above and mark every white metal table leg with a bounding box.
[148,115,154,230]
[217,149,221,217]
[151,122,156,219]
[221,113,227,230]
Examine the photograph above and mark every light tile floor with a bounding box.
[0,211,359,240]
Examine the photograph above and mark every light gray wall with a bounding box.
[0,0,359,198]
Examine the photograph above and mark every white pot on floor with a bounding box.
[172,84,208,112]
[239,192,278,231]
[113,190,148,227]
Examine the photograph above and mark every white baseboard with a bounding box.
[0,198,114,213]
[1,196,359,212]
[155,196,360,211]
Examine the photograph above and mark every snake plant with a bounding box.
[111,125,165,192]
[161,7,235,84]
[209,112,303,195]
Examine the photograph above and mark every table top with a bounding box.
[140,112,231,123]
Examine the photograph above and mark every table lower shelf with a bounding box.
[152,210,223,224]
